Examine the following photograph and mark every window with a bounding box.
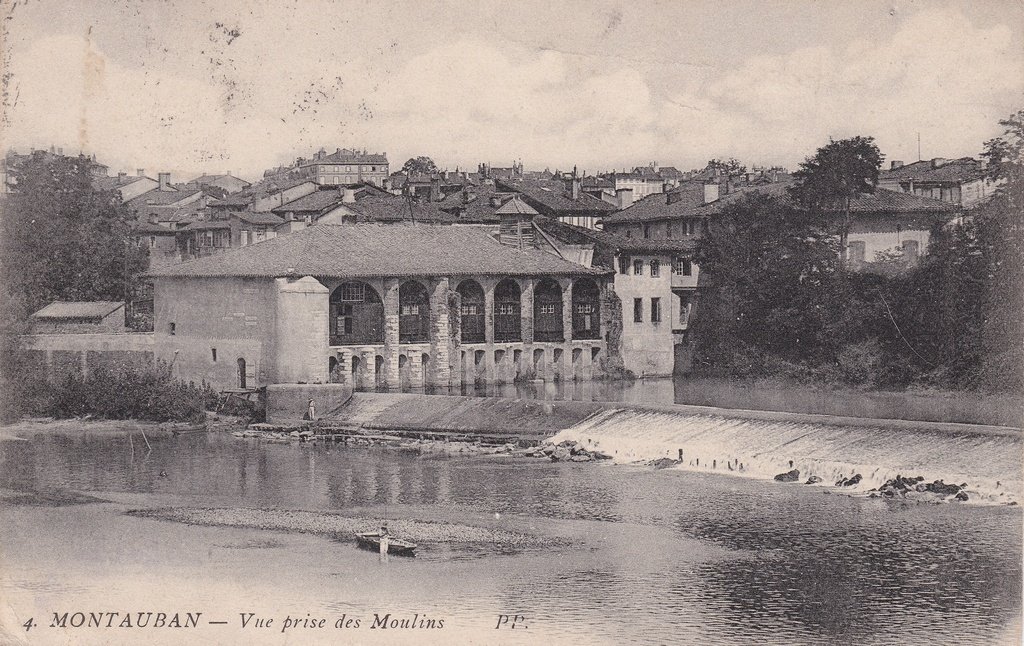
[401,304,420,316]
[336,304,354,334]
[643,225,651,239]
[679,295,692,327]
[618,255,629,275]
[650,260,660,277]
[169,322,176,335]
[633,298,643,323]
[498,303,517,315]
[625,229,632,238]
[338,282,365,301]
[683,219,696,235]
[651,298,662,323]
[211,348,217,362]
[633,259,644,275]
[241,230,250,246]
[461,303,480,316]
[149,236,156,248]
[539,304,557,315]
[674,258,692,276]
[254,226,267,242]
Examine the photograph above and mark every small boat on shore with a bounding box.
[355,531,417,556]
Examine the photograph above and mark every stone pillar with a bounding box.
[581,345,594,381]
[274,276,330,384]
[361,349,376,390]
[561,279,574,342]
[520,278,535,344]
[382,278,400,387]
[428,277,451,387]
[484,280,496,344]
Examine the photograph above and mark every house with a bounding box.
[535,216,703,377]
[434,184,523,224]
[30,301,126,334]
[93,171,160,203]
[878,157,999,208]
[606,163,685,200]
[209,176,318,213]
[495,176,617,229]
[146,223,613,391]
[300,148,389,187]
[188,173,251,195]
[126,173,207,210]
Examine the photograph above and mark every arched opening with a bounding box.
[494,279,522,342]
[457,279,485,343]
[398,354,410,391]
[374,355,385,388]
[572,278,601,340]
[399,281,430,343]
[330,282,383,345]
[351,355,362,387]
[328,356,338,383]
[533,278,564,342]
[421,353,430,389]
[237,358,247,389]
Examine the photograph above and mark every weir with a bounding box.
[553,406,1023,503]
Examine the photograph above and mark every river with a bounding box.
[0,426,1020,645]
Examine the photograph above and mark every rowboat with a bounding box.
[355,532,417,556]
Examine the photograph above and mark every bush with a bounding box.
[14,360,218,423]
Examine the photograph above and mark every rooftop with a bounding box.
[879,157,988,184]
[301,148,388,167]
[32,301,124,320]
[497,178,617,215]
[147,223,604,279]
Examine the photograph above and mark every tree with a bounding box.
[401,156,438,175]
[790,136,883,270]
[0,154,148,318]
[705,158,747,175]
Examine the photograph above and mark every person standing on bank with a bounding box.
[304,398,316,421]
[379,523,390,563]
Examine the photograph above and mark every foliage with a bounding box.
[8,359,218,423]
[789,136,884,212]
[401,156,438,175]
[704,158,747,175]
[0,154,148,315]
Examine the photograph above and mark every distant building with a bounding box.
[496,176,617,230]
[878,157,999,208]
[301,148,389,186]
[188,173,251,195]
[606,163,685,199]
[92,172,159,203]
[30,301,126,334]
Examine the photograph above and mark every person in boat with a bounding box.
[379,523,390,561]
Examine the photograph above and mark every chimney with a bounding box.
[137,168,145,177]
[666,190,681,205]
[158,172,171,190]
[703,182,719,205]
[930,157,947,169]
[651,161,659,173]
[571,177,581,200]
[117,171,127,181]
[890,160,904,170]
[342,187,356,203]
[490,195,503,208]
[57,147,63,156]
[616,188,634,210]
[430,176,441,202]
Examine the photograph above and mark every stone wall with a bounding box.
[19,333,154,380]
[265,383,352,423]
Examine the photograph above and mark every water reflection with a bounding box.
[1,432,1020,645]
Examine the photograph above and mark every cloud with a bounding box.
[4,6,1022,177]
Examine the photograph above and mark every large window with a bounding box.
[494,279,522,342]
[533,278,564,342]
[651,298,662,323]
[457,280,485,343]
[399,281,430,343]
[329,282,383,345]
[650,260,660,277]
[673,257,692,276]
[633,259,644,276]
[572,278,601,339]
[633,298,643,323]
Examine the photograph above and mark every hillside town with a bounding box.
[2,139,1008,397]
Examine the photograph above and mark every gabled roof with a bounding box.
[127,187,204,207]
[497,178,617,215]
[131,219,176,235]
[879,158,987,184]
[534,216,697,255]
[92,175,153,191]
[190,173,250,186]
[147,223,604,279]
[343,195,457,223]
[602,183,707,224]
[32,301,124,320]
[272,189,347,214]
[494,195,538,215]
[434,184,514,223]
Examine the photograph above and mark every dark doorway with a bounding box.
[457,279,486,343]
[533,278,564,342]
[494,279,522,342]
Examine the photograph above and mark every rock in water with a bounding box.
[836,474,863,487]
[774,469,800,483]
[551,446,571,462]
[804,475,823,485]
[650,458,679,469]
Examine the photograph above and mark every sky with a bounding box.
[2,0,1023,181]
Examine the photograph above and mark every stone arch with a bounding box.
[399,280,430,343]
[571,277,601,340]
[494,278,522,342]
[329,281,383,345]
[533,277,564,342]
[456,279,486,343]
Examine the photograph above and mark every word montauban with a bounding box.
[46,611,446,631]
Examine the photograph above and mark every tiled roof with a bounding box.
[497,178,617,215]
[147,223,604,279]
[602,183,707,223]
[190,173,250,186]
[215,175,316,207]
[92,175,152,191]
[272,189,348,214]
[434,185,514,223]
[127,188,203,206]
[879,158,987,184]
[494,195,539,215]
[131,220,176,235]
[32,301,123,320]
[301,149,388,166]
[183,219,231,231]
[343,195,457,223]
[605,181,957,224]
[235,211,285,225]
[534,216,697,255]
